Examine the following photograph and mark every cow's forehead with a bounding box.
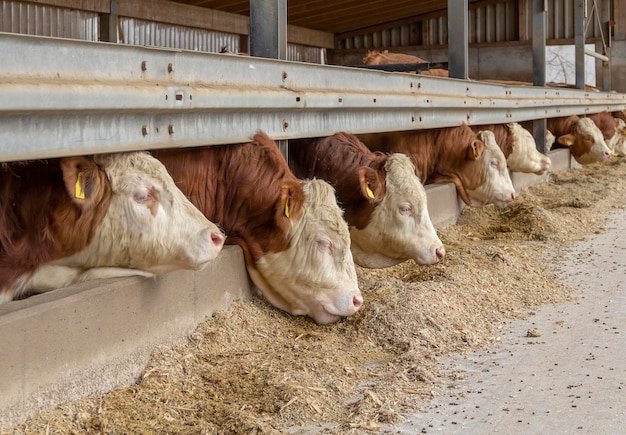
[301,179,349,235]
[578,118,603,138]
[481,130,508,161]
[94,152,173,188]
[385,153,426,199]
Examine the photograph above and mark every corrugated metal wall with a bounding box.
[119,17,241,53]
[0,1,323,63]
[0,0,98,41]
[338,0,605,49]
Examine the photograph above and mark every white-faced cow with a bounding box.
[358,124,516,208]
[152,132,363,325]
[289,132,445,269]
[471,123,551,175]
[547,115,612,164]
[362,50,449,77]
[1,152,225,304]
[609,118,626,156]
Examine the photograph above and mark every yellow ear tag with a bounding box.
[366,184,375,199]
[566,139,573,146]
[284,197,290,217]
[75,172,85,199]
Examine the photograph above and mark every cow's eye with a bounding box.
[316,239,333,254]
[490,160,499,169]
[398,203,413,216]
[134,189,151,202]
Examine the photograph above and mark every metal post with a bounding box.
[99,0,119,43]
[250,0,289,159]
[249,0,287,60]
[575,0,586,90]
[532,0,547,154]
[532,0,547,86]
[447,0,469,79]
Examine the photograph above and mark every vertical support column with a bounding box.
[250,0,289,159]
[447,0,469,80]
[99,0,119,43]
[599,0,612,91]
[575,0,586,89]
[250,0,287,60]
[532,0,547,153]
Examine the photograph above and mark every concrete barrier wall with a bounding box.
[0,148,572,429]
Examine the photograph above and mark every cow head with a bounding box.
[610,118,626,157]
[36,152,224,283]
[349,153,445,268]
[247,179,362,325]
[556,118,612,164]
[505,123,552,175]
[465,130,516,208]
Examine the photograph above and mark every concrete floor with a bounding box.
[386,207,626,434]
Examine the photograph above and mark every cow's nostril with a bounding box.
[436,247,446,259]
[353,295,363,310]
[211,231,225,248]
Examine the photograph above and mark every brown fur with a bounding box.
[289,132,388,230]
[587,111,617,141]
[471,124,513,158]
[357,124,486,206]
[0,158,112,297]
[547,115,589,159]
[152,132,305,268]
[362,50,449,77]
[612,110,626,122]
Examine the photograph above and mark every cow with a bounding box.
[358,125,516,208]
[362,50,449,77]
[1,152,225,304]
[289,132,445,269]
[608,118,626,157]
[546,115,612,164]
[519,121,556,153]
[470,123,551,175]
[587,111,626,156]
[152,132,363,325]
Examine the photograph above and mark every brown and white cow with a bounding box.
[1,152,225,304]
[152,132,362,325]
[289,132,445,269]
[471,123,551,175]
[362,50,449,77]
[609,118,626,156]
[358,124,516,208]
[587,111,626,155]
[547,115,612,164]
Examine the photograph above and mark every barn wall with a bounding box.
[0,0,99,40]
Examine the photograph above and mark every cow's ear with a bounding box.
[556,134,575,147]
[358,166,384,203]
[467,139,486,160]
[276,180,304,230]
[60,157,105,209]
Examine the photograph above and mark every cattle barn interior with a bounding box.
[1,0,626,429]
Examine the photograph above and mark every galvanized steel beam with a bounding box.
[1,33,626,162]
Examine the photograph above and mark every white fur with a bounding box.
[608,118,626,157]
[574,118,612,164]
[27,152,223,292]
[252,179,362,324]
[350,154,444,268]
[468,130,516,208]
[506,123,552,175]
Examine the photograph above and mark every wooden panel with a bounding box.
[118,0,249,35]
[25,0,109,13]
